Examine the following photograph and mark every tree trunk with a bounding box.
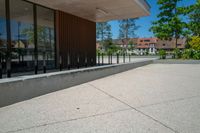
[175,37,178,48]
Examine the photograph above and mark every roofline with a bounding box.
[144,0,151,9]
[134,0,151,16]
[26,0,150,22]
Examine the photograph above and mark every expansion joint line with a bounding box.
[88,83,179,133]
[5,108,131,133]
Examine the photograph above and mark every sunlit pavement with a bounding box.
[0,64,200,133]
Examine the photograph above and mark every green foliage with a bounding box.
[178,0,200,36]
[193,50,200,60]
[173,48,182,59]
[106,45,118,55]
[145,50,149,55]
[96,49,101,55]
[127,40,136,51]
[171,48,200,60]
[22,26,54,51]
[150,0,187,46]
[188,36,200,51]
[21,27,34,44]
[188,0,200,36]
[96,22,112,51]
[185,42,191,49]
[118,19,139,39]
[109,44,120,54]
[182,49,194,59]
[103,39,113,51]
[102,40,121,55]
[159,50,166,59]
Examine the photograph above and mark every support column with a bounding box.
[6,0,11,78]
[33,5,38,74]
[0,53,2,79]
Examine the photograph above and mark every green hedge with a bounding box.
[173,49,200,60]
[159,50,166,59]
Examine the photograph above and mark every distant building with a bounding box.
[156,38,186,51]
[136,38,158,55]
[96,42,101,50]
[96,37,186,55]
[136,38,186,55]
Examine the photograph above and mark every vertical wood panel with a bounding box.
[55,11,96,68]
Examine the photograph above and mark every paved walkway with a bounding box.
[0,64,200,133]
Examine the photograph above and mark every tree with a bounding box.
[150,0,187,48]
[103,39,112,51]
[177,0,200,46]
[22,26,53,50]
[96,22,112,41]
[178,0,200,35]
[127,40,136,51]
[188,0,200,36]
[96,22,112,51]
[118,18,139,52]
[118,19,139,39]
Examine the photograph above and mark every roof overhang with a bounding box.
[27,0,150,22]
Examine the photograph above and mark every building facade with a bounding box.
[0,0,150,78]
[136,38,158,55]
[105,37,186,55]
[156,38,186,51]
[135,38,186,55]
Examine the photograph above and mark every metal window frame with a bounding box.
[3,0,57,77]
[5,0,12,78]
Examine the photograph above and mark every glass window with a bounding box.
[37,6,55,70]
[144,40,150,42]
[0,0,7,74]
[10,0,34,72]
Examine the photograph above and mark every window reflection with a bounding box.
[0,0,7,74]
[10,0,35,72]
[37,6,55,69]
[0,0,56,75]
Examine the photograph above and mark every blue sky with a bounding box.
[109,0,197,39]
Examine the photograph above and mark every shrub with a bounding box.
[159,50,166,59]
[182,49,194,59]
[173,48,182,59]
[189,36,200,51]
[193,50,200,60]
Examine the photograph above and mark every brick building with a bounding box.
[98,37,186,55]
[136,38,158,55]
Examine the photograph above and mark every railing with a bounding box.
[0,50,159,79]
[0,53,137,79]
[96,53,134,65]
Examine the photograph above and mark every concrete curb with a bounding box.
[0,60,154,107]
[154,60,200,64]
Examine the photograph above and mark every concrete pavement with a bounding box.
[0,64,200,133]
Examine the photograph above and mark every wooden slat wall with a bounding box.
[56,11,96,68]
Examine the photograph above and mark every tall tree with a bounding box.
[96,22,112,51]
[150,0,187,48]
[96,22,112,41]
[118,18,139,51]
[118,19,139,39]
[188,0,200,36]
